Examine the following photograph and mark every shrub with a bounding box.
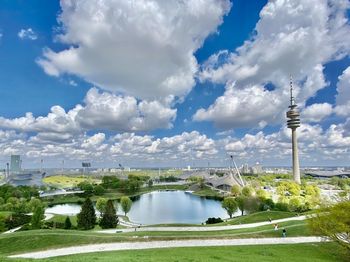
[205,217,223,224]
[275,202,289,212]
[64,216,72,229]
[5,213,31,229]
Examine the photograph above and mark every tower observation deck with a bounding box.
[286,77,301,184]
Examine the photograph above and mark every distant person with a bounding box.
[274,224,278,231]
[282,228,286,237]
[268,217,272,223]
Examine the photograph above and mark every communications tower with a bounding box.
[286,77,301,184]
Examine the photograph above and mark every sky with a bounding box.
[0,0,350,169]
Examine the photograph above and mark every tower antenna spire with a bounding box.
[290,74,294,107]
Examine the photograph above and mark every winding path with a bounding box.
[99,215,308,233]
[9,236,326,259]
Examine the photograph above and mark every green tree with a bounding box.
[28,198,43,212]
[77,198,96,230]
[78,182,94,196]
[94,185,105,196]
[308,201,350,256]
[242,186,254,197]
[99,200,119,229]
[288,197,301,212]
[236,196,246,216]
[256,189,268,200]
[222,197,238,218]
[277,181,300,197]
[64,216,72,229]
[96,198,108,217]
[231,185,241,197]
[120,196,132,216]
[304,185,320,197]
[31,205,44,229]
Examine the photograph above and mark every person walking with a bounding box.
[282,228,286,237]
[274,224,278,231]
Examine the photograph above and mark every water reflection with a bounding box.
[45,191,240,225]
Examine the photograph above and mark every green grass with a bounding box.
[1,243,345,262]
[218,211,298,226]
[0,220,310,256]
[192,187,222,198]
[47,214,78,227]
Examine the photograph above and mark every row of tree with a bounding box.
[77,196,133,230]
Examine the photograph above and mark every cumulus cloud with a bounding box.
[76,88,176,132]
[37,0,231,99]
[193,83,284,128]
[196,0,350,129]
[18,28,38,40]
[334,66,350,117]
[0,88,177,136]
[302,103,333,123]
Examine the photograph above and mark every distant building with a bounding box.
[242,163,250,174]
[10,155,21,173]
[304,170,350,179]
[251,162,263,174]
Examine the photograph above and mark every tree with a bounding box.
[242,186,254,197]
[99,200,119,229]
[96,198,108,217]
[64,216,72,229]
[77,198,96,230]
[236,196,246,216]
[277,181,300,197]
[94,185,105,196]
[304,185,320,197]
[256,189,269,200]
[308,201,350,256]
[31,205,44,229]
[78,182,94,196]
[222,197,238,218]
[288,197,302,212]
[120,196,132,216]
[231,185,241,197]
[28,198,43,212]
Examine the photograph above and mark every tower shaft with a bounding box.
[291,128,301,184]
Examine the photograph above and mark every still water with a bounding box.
[45,191,239,225]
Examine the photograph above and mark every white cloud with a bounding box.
[302,103,333,123]
[0,88,177,136]
[196,0,350,129]
[37,0,231,100]
[334,66,350,117]
[193,83,284,128]
[76,88,176,132]
[18,28,38,40]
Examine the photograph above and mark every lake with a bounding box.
[45,190,240,225]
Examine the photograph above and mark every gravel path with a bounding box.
[9,236,325,259]
[98,215,308,233]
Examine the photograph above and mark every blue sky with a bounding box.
[0,0,349,168]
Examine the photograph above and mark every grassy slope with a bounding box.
[1,243,345,262]
[218,211,298,226]
[0,220,309,256]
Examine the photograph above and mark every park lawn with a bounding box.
[43,175,100,188]
[122,220,310,238]
[47,214,78,227]
[0,243,345,262]
[217,211,298,226]
[192,187,223,198]
[0,220,310,257]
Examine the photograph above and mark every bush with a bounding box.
[43,221,66,229]
[64,216,72,229]
[275,202,289,212]
[205,217,223,224]
[5,213,31,229]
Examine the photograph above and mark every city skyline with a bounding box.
[1,0,350,168]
